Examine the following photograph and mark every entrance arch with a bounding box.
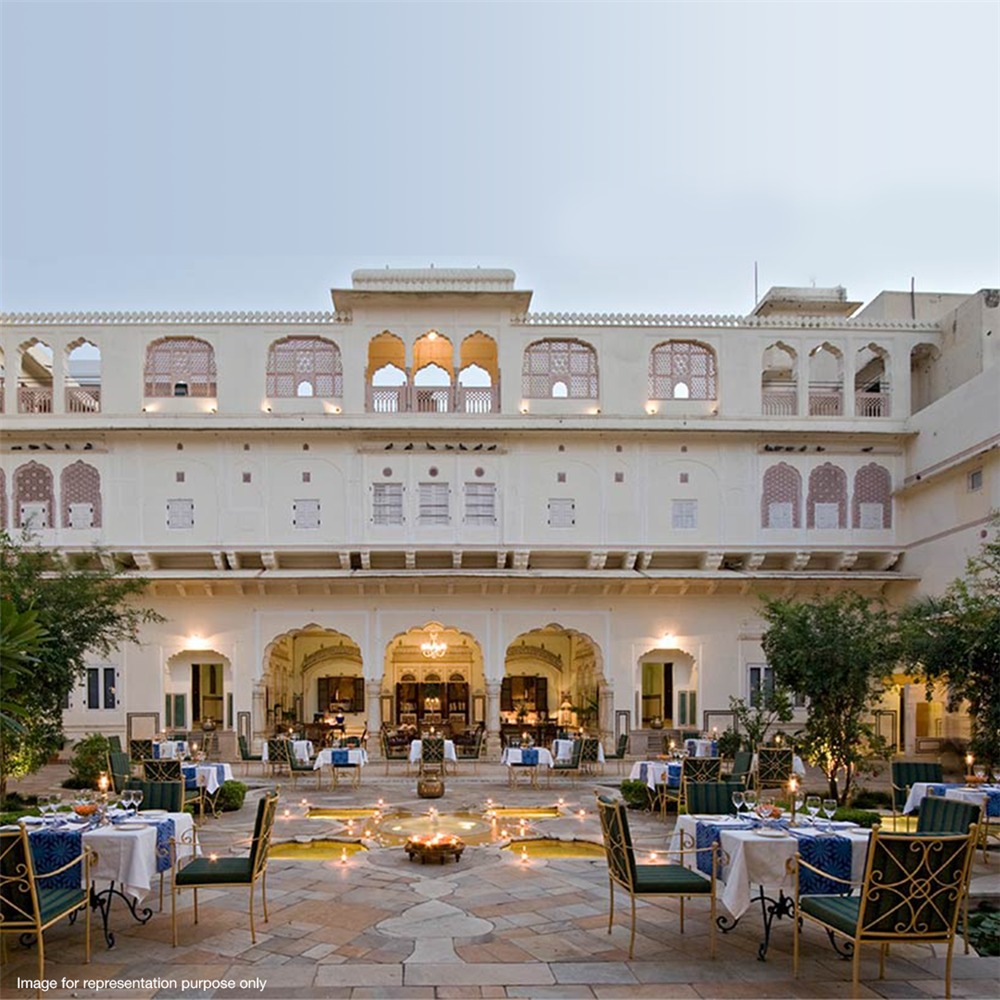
[381,623,485,734]
[165,648,233,735]
[260,624,364,736]
[635,645,697,733]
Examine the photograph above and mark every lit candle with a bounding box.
[649,851,658,863]
[283,808,291,817]
[578,809,586,818]
[788,777,798,821]
[340,848,348,865]
[776,734,783,746]
[209,853,218,862]
[98,772,109,793]
[966,753,974,770]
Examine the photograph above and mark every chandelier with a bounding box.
[420,631,447,659]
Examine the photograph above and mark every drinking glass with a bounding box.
[123,789,136,815]
[39,795,52,826]
[806,795,821,824]
[974,765,986,781]
[732,790,745,817]
[132,789,144,814]
[822,798,837,826]
[793,786,805,817]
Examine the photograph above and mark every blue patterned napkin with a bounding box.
[29,829,83,890]
[521,748,539,766]
[154,818,176,873]
[694,820,753,874]
[332,749,349,765]
[182,764,198,790]
[153,742,161,759]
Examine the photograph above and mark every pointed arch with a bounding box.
[761,462,801,528]
[806,462,847,529]
[18,338,54,413]
[61,460,102,528]
[649,341,717,400]
[13,461,54,528]
[413,331,454,377]
[522,339,598,399]
[853,463,892,529]
[761,342,797,415]
[144,337,217,397]
[266,336,343,398]
[65,338,102,413]
[807,343,843,416]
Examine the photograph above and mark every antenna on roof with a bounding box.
[910,276,916,320]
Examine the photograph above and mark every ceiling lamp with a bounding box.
[421,632,447,659]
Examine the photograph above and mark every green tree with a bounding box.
[0,599,48,732]
[0,532,164,800]
[728,684,794,752]
[760,591,897,804]
[898,521,1000,768]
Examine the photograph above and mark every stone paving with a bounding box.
[2,764,998,1000]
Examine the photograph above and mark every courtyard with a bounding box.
[2,762,997,1000]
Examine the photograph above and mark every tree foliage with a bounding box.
[760,591,897,804]
[899,523,1000,767]
[728,685,794,752]
[0,532,164,798]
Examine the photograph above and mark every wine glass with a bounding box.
[822,798,837,827]
[806,795,821,825]
[38,794,52,827]
[132,788,144,814]
[732,789,745,818]
[744,789,757,819]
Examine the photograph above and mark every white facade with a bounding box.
[1,269,996,756]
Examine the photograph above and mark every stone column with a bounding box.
[366,680,383,760]
[486,681,502,760]
[251,682,267,751]
[598,682,614,751]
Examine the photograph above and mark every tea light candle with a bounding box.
[776,734,783,746]
[98,773,109,793]
[340,848,348,865]
[788,777,798,820]
[966,753,974,769]
[209,853,218,862]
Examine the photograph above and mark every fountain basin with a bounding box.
[503,839,605,859]
[270,840,368,860]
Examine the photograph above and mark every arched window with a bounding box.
[266,337,343,399]
[649,341,717,400]
[808,343,843,416]
[855,343,891,417]
[66,339,101,413]
[806,463,847,529]
[13,461,54,528]
[144,337,217,398]
[761,342,797,415]
[853,463,892,529]
[18,339,54,413]
[61,461,102,528]
[0,468,7,530]
[761,462,801,529]
[522,339,598,399]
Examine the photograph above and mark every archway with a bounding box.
[502,624,607,745]
[260,625,364,738]
[635,645,697,733]
[381,623,485,734]
[165,648,234,736]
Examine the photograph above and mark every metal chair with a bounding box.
[266,737,290,776]
[172,790,279,947]
[107,735,123,755]
[550,738,583,784]
[129,738,153,762]
[891,760,944,831]
[724,750,753,786]
[756,746,794,792]
[686,781,744,817]
[595,793,718,959]
[420,737,447,776]
[238,734,262,776]
[0,826,93,995]
[143,759,204,820]
[604,733,630,774]
[792,824,978,999]
[660,757,722,817]
[107,750,132,794]
[379,727,410,776]
[581,737,603,775]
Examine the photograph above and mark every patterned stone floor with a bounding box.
[2,766,998,999]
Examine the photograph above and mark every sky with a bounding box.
[1,1,998,317]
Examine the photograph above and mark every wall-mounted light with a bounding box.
[659,632,676,648]
[646,403,658,415]
[333,405,342,414]
[520,403,529,414]
[186,634,209,650]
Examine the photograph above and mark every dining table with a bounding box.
[409,739,458,764]
[628,760,682,789]
[902,782,1000,818]
[21,809,198,947]
[261,739,314,764]
[152,740,188,759]
[551,739,606,763]
[667,813,870,960]
[313,748,369,768]
[182,762,234,794]
[685,738,718,758]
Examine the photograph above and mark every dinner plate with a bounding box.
[141,809,168,816]
[114,823,147,831]
[756,827,788,838]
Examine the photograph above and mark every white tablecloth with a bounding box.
[902,782,998,816]
[551,740,605,763]
[262,740,313,763]
[628,760,681,789]
[182,762,234,794]
[751,753,807,778]
[668,815,870,920]
[154,740,188,759]
[685,739,716,758]
[313,748,369,768]
[502,748,556,768]
[409,739,457,764]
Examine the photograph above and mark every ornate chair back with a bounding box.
[0,827,39,928]
[266,737,289,765]
[129,739,153,761]
[684,757,722,784]
[687,782,743,816]
[124,778,184,812]
[891,760,944,812]
[421,738,445,765]
[144,759,183,783]
[595,794,636,891]
[757,747,793,788]
[916,796,982,834]
[581,738,602,763]
[858,828,976,939]
[108,751,131,794]
[249,792,280,878]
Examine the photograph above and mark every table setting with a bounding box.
[409,739,458,764]
[181,761,234,794]
[261,739,313,764]
[313,747,369,768]
[903,780,1000,818]
[152,739,188,759]
[668,788,870,960]
[551,738,606,763]
[629,760,682,789]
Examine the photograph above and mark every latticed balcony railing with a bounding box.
[808,383,842,416]
[67,386,102,413]
[18,384,53,413]
[855,390,890,417]
[762,382,798,416]
[366,384,499,414]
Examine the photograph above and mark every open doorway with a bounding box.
[641,661,673,728]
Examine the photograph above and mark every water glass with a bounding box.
[744,789,758,813]
[806,795,821,824]
[822,798,837,826]
[122,789,135,815]
[732,790,745,817]
[132,788,144,813]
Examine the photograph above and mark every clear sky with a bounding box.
[1,1,997,316]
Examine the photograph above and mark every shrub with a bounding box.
[850,788,893,810]
[215,780,248,812]
[717,728,742,760]
[832,807,881,828]
[0,806,40,825]
[619,779,654,810]
[965,905,1000,958]
[67,733,110,789]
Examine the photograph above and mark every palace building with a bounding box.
[1,268,996,759]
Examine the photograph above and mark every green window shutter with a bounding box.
[318,677,330,713]
[536,677,548,715]
[690,691,697,729]
[678,692,688,727]
[173,693,187,729]
[353,677,365,713]
[500,677,513,712]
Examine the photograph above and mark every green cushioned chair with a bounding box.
[659,757,722,817]
[172,789,279,947]
[1,826,93,990]
[138,759,204,817]
[724,750,753,785]
[891,760,944,830]
[550,738,583,785]
[107,735,123,755]
[380,728,410,775]
[280,741,321,790]
[581,737,603,775]
[129,738,153,762]
[604,733,630,774]
[687,781,744,817]
[455,726,485,774]
[238,735,262,776]
[125,777,184,813]
[792,824,978,999]
[757,746,794,791]
[266,738,290,776]
[595,793,717,959]
[420,737,446,776]
[108,750,132,794]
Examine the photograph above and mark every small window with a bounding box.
[86,667,116,710]
[614,472,624,484]
[293,498,321,529]
[419,482,450,525]
[68,502,94,529]
[302,471,311,483]
[859,502,884,530]
[464,483,496,525]
[373,483,404,525]
[968,469,983,492]
[813,502,840,530]
[551,380,569,399]
[749,662,805,708]
[19,501,49,528]
[173,382,189,397]
[767,501,793,529]
[242,472,252,483]
[679,473,689,484]
[176,471,185,483]
[557,472,567,483]
[547,497,575,528]
[671,499,698,529]
[167,498,195,529]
